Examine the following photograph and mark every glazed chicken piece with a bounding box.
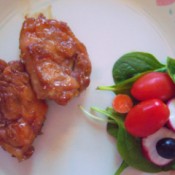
[20,14,91,105]
[0,60,47,161]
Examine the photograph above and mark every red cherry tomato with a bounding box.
[124,99,170,137]
[131,72,175,101]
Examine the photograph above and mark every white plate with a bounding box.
[0,0,175,175]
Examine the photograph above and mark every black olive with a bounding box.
[156,138,175,159]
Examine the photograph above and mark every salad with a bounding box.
[81,52,175,174]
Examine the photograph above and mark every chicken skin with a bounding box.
[0,60,47,161]
[20,14,91,105]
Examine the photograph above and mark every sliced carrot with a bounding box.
[112,94,133,114]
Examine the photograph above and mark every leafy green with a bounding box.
[97,71,148,94]
[90,107,124,126]
[115,161,128,175]
[107,122,119,138]
[112,52,165,84]
[79,105,109,122]
[106,108,125,138]
[167,57,175,83]
[98,52,167,95]
[116,126,162,173]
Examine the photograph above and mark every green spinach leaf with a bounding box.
[107,122,118,138]
[167,57,175,83]
[115,161,128,175]
[117,125,162,173]
[112,52,165,84]
[97,71,148,94]
[106,108,125,138]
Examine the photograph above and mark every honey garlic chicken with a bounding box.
[20,14,91,105]
[0,60,47,161]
